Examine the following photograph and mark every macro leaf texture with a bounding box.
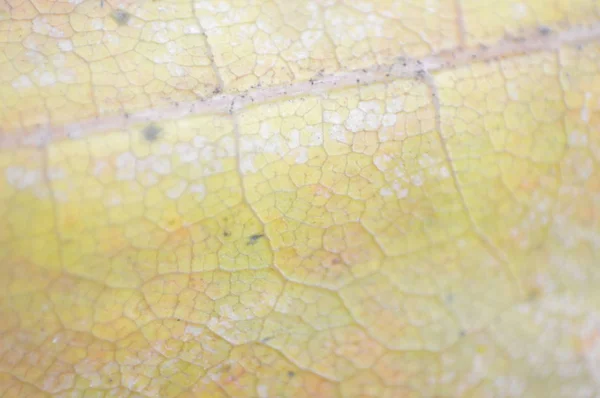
[1,0,600,397]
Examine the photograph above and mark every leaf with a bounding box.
[1,0,600,397]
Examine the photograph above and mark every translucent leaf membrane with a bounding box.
[1,1,600,397]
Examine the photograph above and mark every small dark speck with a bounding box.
[528,289,540,301]
[142,123,161,141]
[459,330,466,337]
[287,371,295,378]
[261,336,273,343]
[247,234,264,245]
[176,318,181,321]
[111,9,131,26]
[538,26,552,36]
[124,112,129,119]
[223,231,231,237]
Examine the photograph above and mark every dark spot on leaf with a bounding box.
[538,26,551,36]
[111,9,131,26]
[528,289,540,301]
[287,371,295,378]
[142,123,161,141]
[247,234,264,245]
[261,336,273,343]
[223,231,231,237]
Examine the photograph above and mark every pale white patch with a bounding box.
[288,129,300,149]
[568,131,588,147]
[305,126,324,146]
[104,33,120,45]
[222,136,235,157]
[257,385,268,398]
[47,167,66,181]
[381,182,408,199]
[151,157,172,175]
[440,166,450,178]
[115,152,136,181]
[418,153,435,168]
[507,82,519,101]
[175,144,199,163]
[294,147,309,164]
[193,135,208,148]
[349,25,366,41]
[358,101,384,130]
[217,304,241,320]
[168,63,186,77]
[189,184,206,201]
[185,325,204,336]
[301,30,323,48]
[184,24,201,34]
[166,180,188,199]
[581,92,592,123]
[382,113,396,127]
[5,167,40,189]
[57,67,77,84]
[105,193,122,207]
[39,71,56,87]
[33,17,64,38]
[241,156,257,174]
[379,187,393,197]
[576,156,594,181]
[512,3,528,19]
[259,121,274,138]
[345,109,365,132]
[166,41,180,55]
[364,112,382,130]
[373,153,392,172]
[352,1,373,13]
[91,18,104,30]
[58,40,74,51]
[324,111,343,124]
[495,375,526,397]
[386,97,404,113]
[411,174,424,187]
[328,124,348,143]
[358,100,382,114]
[254,34,279,55]
[263,139,286,156]
[151,21,167,32]
[12,75,33,89]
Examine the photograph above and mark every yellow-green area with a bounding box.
[1,0,600,397]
